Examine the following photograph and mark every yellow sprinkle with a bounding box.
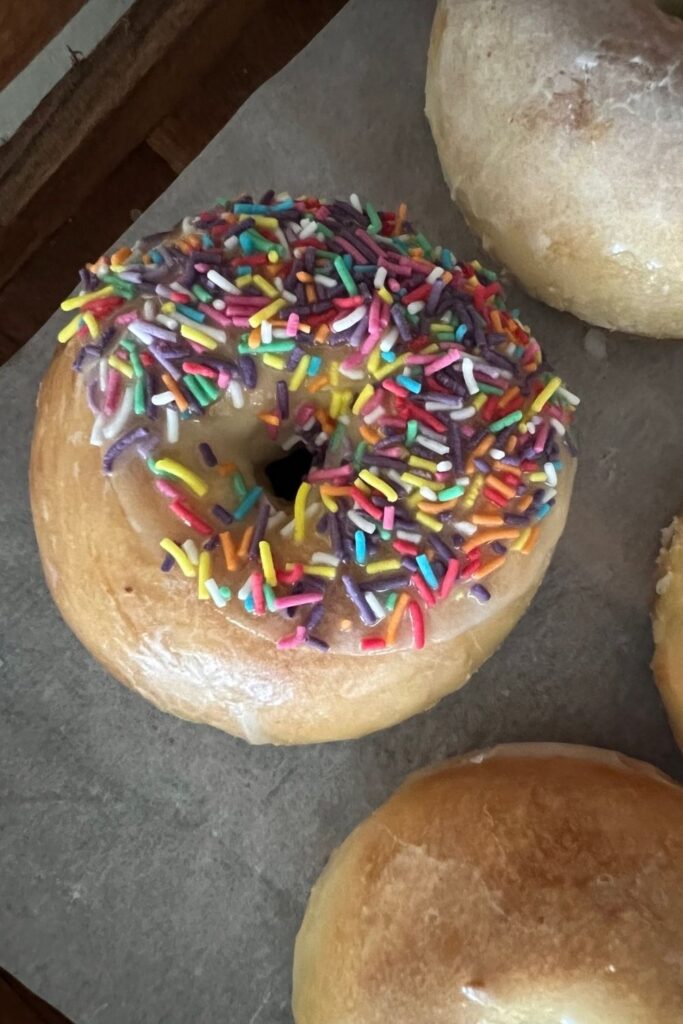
[359,469,398,502]
[234,273,253,288]
[338,389,354,415]
[294,481,311,542]
[249,298,287,329]
[352,383,374,415]
[259,540,277,586]
[472,393,487,411]
[267,249,279,264]
[531,375,562,413]
[179,323,218,350]
[401,471,433,489]
[408,455,439,473]
[527,471,547,483]
[288,354,311,392]
[263,353,286,371]
[161,301,176,314]
[376,286,394,305]
[197,551,211,600]
[57,313,83,344]
[238,213,278,229]
[415,511,443,533]
[462,472,484,510]
[329,391,342,419]
[108,354,133,379]
[366,559,402,575]
[373,353,408,381]
[82,312,100,339]
[160,538,196,578]
[302,564,337,579]
[512,527,531,551]
[405,491,423,509]
[366,347,382,377]
[355,479,371,494]
[60,286,114,311]
[329,362,339,387]
[154,458,208,497]
[252,273,279,298]
[321,491,338,513]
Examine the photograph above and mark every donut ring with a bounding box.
[293,743,683,1022]
[32,191,578,744]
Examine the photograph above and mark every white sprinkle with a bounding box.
[526,422,536,435]
[550,416,566,436]
[169,281,192,297]
[238,577,253,600]
[205,578,227,608]
[182,540,200,565]
[379,325,399,352]
[544,461,558,487]
[456,476,470,486]
[332,304,367,333]
[364,405,384,425]
[350,192,363,213]
[420,486,438,501]
[165,406,179,444]
[426,266,444,284]
[436,460,452,473]
[416,434,449,455]
[440,310,453,324]
[151,391,174,406]
[298,218,318,240]
[228,380,244,409]
[386,469,410,492]
[397,529,421,544]
[558,386,580,406]
[348,510,376,534]
[275,227,290,256]
[407,300,425,315]
[339,365,365,380]
[98,358,108,391]
[212,299,226,311]
[489,448,506,461]
[462,356,479,395]
[89,414,105,447]
[310,552,341,567]
[301,416,316,432]
[281,289,297,305]
[279,502,321,539]
[365,593,386,622]
[426,400,462,412]
[181,216,194,234]
[454,520,478,538]
[266,510,287,531]
[450,406,476,421]
[260,318,273,344]
[102,386,134,439]
[314,274,337,288]
[143,299,156,321]
[272,327,290,339]
[224,235,239,253]
[156,313,179,330]
[207,268,240,295]
[281,434,300,451]
[541,487,557,504]
[315,432,328,446]
[373,265,387,289]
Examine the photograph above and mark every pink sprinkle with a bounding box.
[340,352,364,372]
[223,295,270,308]
[276,626,307,650]
[199,302,230,327]
[382,505,395,531]
[534,421,549,453]
[155,479,185,501]
[411,573,436,607]
[405,354,435,365]
[251,572,265,616]
[286,312,300,337]
[308,465,354,482]
[336,235,366,263]
[360,331,381,356]
[188,341,205,355]
[273,592,324,610]
[440,559,461,600]
[114,311,137,326]
[194,262,209,273]
[383,379,408,398]
[388,277,402,291]
[277,564,304,585]
[368,294,381,335]
[228,316,251,328]
[425,350,462,375]
[103,369,122,415]
[296,403,315,426]
[217,370,231,389]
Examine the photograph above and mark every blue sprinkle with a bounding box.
[343,253,353,269]
[381,350,397,363]
[396,375,421,394]
[308,355,322,377]
[440,248,455,270]
[240,233,254,254]
[150,250,164,264]
[176,303,205,322]
[416,553,439,591]
[535,503,552,520]
[355,530,367,565]
[233,486,263,520]
[244,594,255,613]
[455,324,468,342]
[202,233,213,248]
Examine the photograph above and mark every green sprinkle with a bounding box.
[263,583,277,612]
[438,485,465,502]
[478,383,505,396]
[489,410,524,433]
[406,419,419,445]
[334,255,358,296]
[195,375,219,402]
[146,457,175,480]
[219,586,232,601]
[192,284,212,303]
[312,221,334,238]
[365,200,381,233]
[134,378,146,415]
[183,374,211,407]
[353,441,367,470]
[233,472,248,499]
[415,232,432,257]
[129,350,143,379]
[237,341,295,355]
[385,592,398,612]
[330,422,346,452]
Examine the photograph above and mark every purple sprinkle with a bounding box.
[103,427,150,474]
[390,303,413,342]
[470,584,491,604]
[491,541,507,555]
[198,442,217,467]
[303,603,325,633]
[448,421,464,474]
[359,573,410,593]
[305,636,330,652]
[86,378,101,414]
[504,513,529,527]
[203,535,220,551]
[212,504,234,525]
[341,574,377,626]
[249,499,272,558]
[238,355,257,389]
[160,553,175,573]
[286,346,305,372]
[276,380,289,420]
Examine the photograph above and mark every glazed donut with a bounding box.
[293,743,683,1023]
[31,191,578,745]
[652,515,683,749]
[426,0,683,338]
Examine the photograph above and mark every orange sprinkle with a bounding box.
[385,592,411,647]
[471,513,504,527]
[395,201,408,235]
[516,494,534,513]
[259,412,280,427]
[490,310,503,333]
[471,434,495,459]
[418,499,459,514]
[216,462,237,477]
[320,485,353,498]
[306,375,329,394]
[359,423,381,445]
[462,528,520,554]
[161,373,188,412]
[305,283,316,304]
[296,271,313,283]
[473,555,506,581]
[238,526,254,561]
[484,475,517,501]
[219,531,238,572]
[495,463,521,478]
[505,435,518,455]
[498,386,520,410]
[441,270,453,284]
[248,328,261,344]
[523,526,540,554]
[111,246,132,266]
[314,324,331,344]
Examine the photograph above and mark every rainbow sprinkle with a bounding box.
[58,190,579,653]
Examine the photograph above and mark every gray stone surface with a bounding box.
[1,1,682,1021]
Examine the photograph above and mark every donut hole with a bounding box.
[657,0,683,16]
[261,444,314,505]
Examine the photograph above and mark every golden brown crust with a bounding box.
[30,339,575,745]
[652,516,683,750]
[293,743,683,1022]
[426,0,683,338]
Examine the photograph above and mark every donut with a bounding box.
[31,191,579,745]
[426,0,683,338]
[293,743,683,1022]
[652,515,683,749]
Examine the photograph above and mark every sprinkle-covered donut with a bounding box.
[32,191,579,744]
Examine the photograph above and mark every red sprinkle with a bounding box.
[360,637,386,651]
[169,500,213,536]
[407,601,425,650]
